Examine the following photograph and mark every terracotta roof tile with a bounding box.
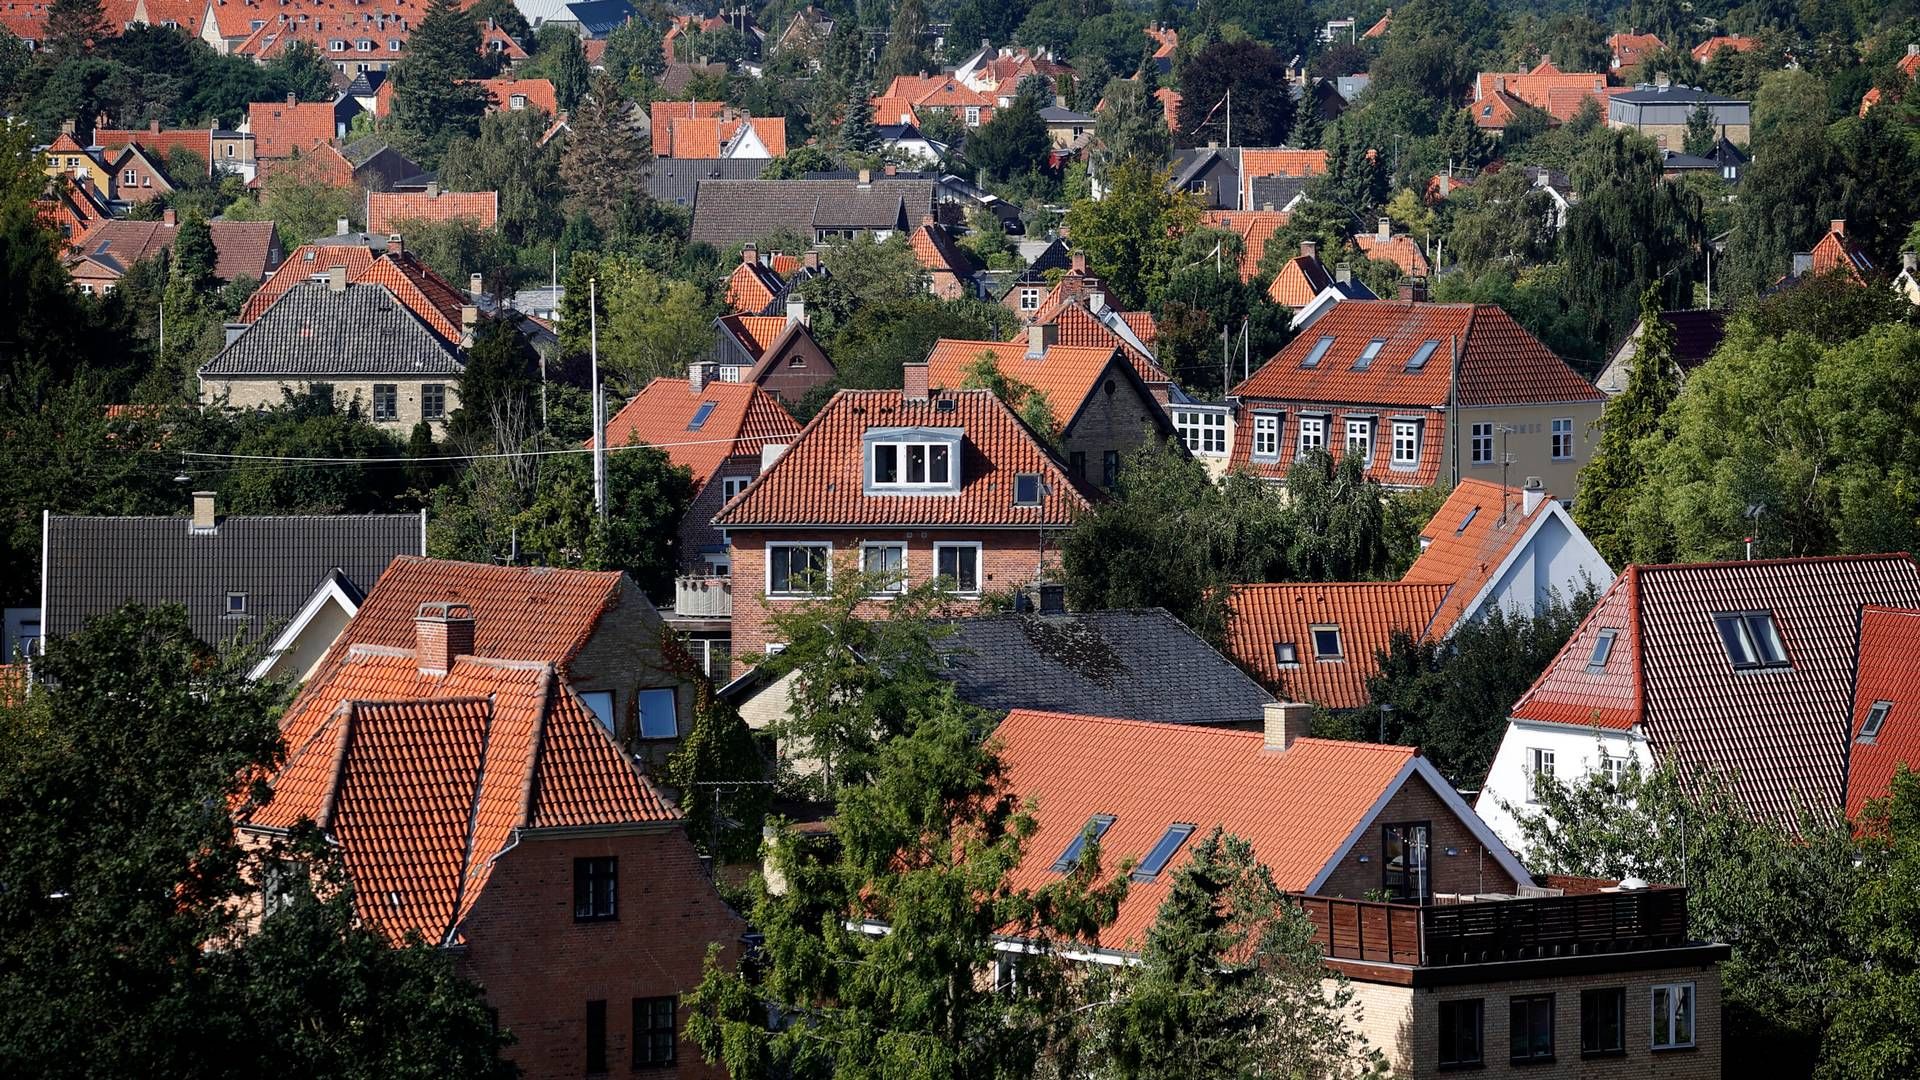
[1809,223,1873,281]
[1234,148,1327,207]
[349,250,469,340]
[1404,479,1558,633]
[593,377,801,486]
[246,100,335,159]
[722,314,791,358]
[67,218,281,283]
[925,339,1122,430]
[723,258,785,314]
[465,77,558,115]
[366,189,499,235]
[94,126,213,167]
[1354,232,1430,276]
[1846,606,1920,820]
[1472,71,1612,123]
[909,221,972,276]
[1029,304,1168,383]
[711,389,1093,527]
[996,709,1420,947]
[769,252,801,276]
[1609,32,1664,69]
[240,244,377,321]
[1227,582,1450,707]
[208,221,282,281]
[1267,253,1335,308]
[1203,209,1289,282]
[1691,35,1759,62]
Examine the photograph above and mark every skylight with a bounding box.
[1311,625,1343,660]
[1712,612,1790,670]
[1456,506,1479,534]
[1273,641,1298,666]
[1051,814,1116,873]
[1407,339,1440,371]
[687,401,717,431]
[1130,823,1196,882]
[1587,629,1616,673]
[1861,700,1892,742]
[1301,335,1335,369]
[1353,338,1386,371]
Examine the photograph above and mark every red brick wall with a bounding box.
[1316,773,1520,899]
[726,527,1056,676]
[112,157,168,203]
[679,455,763,572]
[458,827,744,1080]
[753,332,834,405]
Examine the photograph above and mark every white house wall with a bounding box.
[1464,508,1615,627]
[1474,719,1653,857]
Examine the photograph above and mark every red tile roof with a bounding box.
[924,339,1123,431]
[251,647,673,942]
[350,249,469,340]
[711,389,1093,528]
[1472,71,1613,125]
[1235,148,1328,207]
[593,377,802,486]
[995,709,1423,947]
[366,189,499,235]
[909,221,973,277]
[1403,479,1558,634]
[1202,209,1290,282]
[1809,221,1873,281]
[724,257,785,314]
[1354,231,1430,276]
[246,99,335,159]
[66,218,282,282]
[94,125,213,169]
[1266,252,1336,308]
[1227,582,1450,708]
[1511,554,1920,824]
[479,21,527,60]
[1691,35,1759,62]
[465,77,558,115]
[721,314,791,358]
[1031,304,1168,384]
[240,244,378,321]
[1847,606,1920,821]
[1608,32,1664,70]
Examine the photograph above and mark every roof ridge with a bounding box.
[1633,551,1917,573]
[314,701,358,831]
[1003,707,1262,740]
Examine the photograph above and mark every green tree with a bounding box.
[1822,768,1920,1079]
[965,91,1051,187]
[596,255,715,387]
[1090,75,1169,177]
[1174,39,1293,148]
[825,295,1017,389]
[560,74,651,233]
[450,316,539,449]
[686,690,1128,1077]
[837,81,878,158]
[547,31,590,112]
[876,0,929,81]
[386,0,489,166]
[1682,103,1718,156]
[1282,450,1390,583]
[221,155,358,247]
[790,232,930,338]
[440,106,564,244]
[602,15,665,87]
[1576,292,1679,566]
[960,353,1056,441]
[513,442,694,597]
[43,0,107,60]
[1060,160,1200,310]
[665,677,770,863]
[0,605,514,1078]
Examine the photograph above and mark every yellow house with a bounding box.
[42,129,111,204]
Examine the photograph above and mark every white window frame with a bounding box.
[1251,412,1280,460]
[1309,624,1343,660]
[1172,409,1227,458]
[965,106,981,126]
[869,438,957,489]
[1650,983,1695,1050]
[1019,287,1040,311]
[1297,415,1326,457]
[1526,747,1555,803]
[1344,418,1372,464]
[932,541,983,596]
[717,365,742,381]
[766,541,831,597]
[720,475,752,500]
[859,541,908,595]
[510,94,527,109]
[1470,421,1495,465]
[1392,419,1420,468]
[1600,753,1629,805]
[1551,416,1574,460]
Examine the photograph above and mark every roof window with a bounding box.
[1130,823,1196,882]
[1013,473,1042,506]
[1272,641,1298,667]
[1861,700,1891,742]
[1301,335,1335,369]
[1311,625,1342,660]
[1712,611,1789,670]
[1353,338,1385,371]
[1051,814,1115,872]
[1455,505,1478,534]
[1587,629,1616,673]
[687,400,717,431]
[1407,339,1439,371]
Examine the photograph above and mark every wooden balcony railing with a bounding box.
[1291,887,1691,968]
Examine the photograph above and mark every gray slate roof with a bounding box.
[935,608,1274,726]
[646,157,767,209]
[43,512,423,647]
[1248,174,1307,210]
[200,281,463,377]
[689,178,935,247]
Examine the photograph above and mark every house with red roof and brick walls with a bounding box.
[990,705,1727,1077]
[710,376,1095,678]
[924,331,1174,490]
[1470,61,1618,135]
[367,184,500,236]
[706,306,835,405]
[65,209,283,294]
[1221,299,1605,497]
[1778,218,1875,287]
[242,600,742,1080]
[1225,479,1613,709]
[1476,553,1920,853]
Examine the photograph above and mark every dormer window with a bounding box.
[330,38,345,49]
[510,94,527,109]
[865,427,962,492]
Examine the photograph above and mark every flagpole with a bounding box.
[590,276,606,521]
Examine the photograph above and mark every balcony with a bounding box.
[674,575,732,618]
[1290,886,1691,968]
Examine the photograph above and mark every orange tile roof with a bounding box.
[1903,50,1920,79]
[1354,232,1429,276]
[1362,10,1390,38]
[1608,32,1664,70]
[240,244,377,321]
[1029,304,1169,384]
[1235,149,1328,207]
[722,314,792,358]
[1847,606,1920,821]
[768,253,801,276]
[1266,252,1336,308]
[1403,479,1557,633]
[252,142,354,189]
[478,22,527,60]
[465,77,558,115]
[909,221,972,276]
[252,647,673,943]
[724,258,785,314]
[593,377,800,486]
[1155,87,1181,130]
[1691,35,1759,62]
[1472,71,1612,124]
[94,125,213,167]
[350,249,469,340]
[666,116,724,159]
[924,339,1121,430]
[648,101,726,153]
[712,389,1093,528]
[366,189,499,235]
[995,709,1421,946]
[1809,221,1873,281]
[1203,209,1289,282]
[741,116,787,156]
[246,99,335,159]
[1228,582,1450,708]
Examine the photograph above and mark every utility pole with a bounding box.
[590,276,606,521]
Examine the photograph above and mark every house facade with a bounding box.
[709,311,835,403]
[1607,84,1751,148]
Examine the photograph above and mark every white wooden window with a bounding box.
[1297,416,1325,456]
[1172,409,1227,457]
[1471,422,1495,464]
[933,542,981,595]
[872,440,951,487]
[1552,416,1574,460]
[720,476,751,500]
[767,542,830,596]
[859,541,907,594]
[1525,747,1555,802]
[1344,418,1372,464]
[1392,420,1419,467]
[1251,412,1279,460]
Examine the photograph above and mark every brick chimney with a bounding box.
[1300,239,1318,260]
[469,272,483,297]
[1397,277,1428,303]
[414,602,476,676]
[191,490,217,532]
[162,208,177,226]
[387,234,403,254]
[149,118,161,134]
[425,181,440,198]
[689,361,711,394]
[1026,321,1057,359]
[286,91,297,105]
[802,249,820,271]
[1070,251,1087,275]
[1261,701,1312,751]
[741,243,758,266]
[1830,219,1846,236]
[902,361,930,401]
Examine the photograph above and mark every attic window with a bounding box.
[1050,814,1115,872]
[1587,629,1617,673]
[1130,823,1196,882]
[226,592,248,615]
[687,401,717,431]
[1311,625,1343,660]
[1407,339,1440,371]
[1013,473,1043,506]
[1353,338,1385,371]
[1713,611,1789,670]
[1272,641,1299,667]
[1861,700,1892,742]
[1301,335,1335,369]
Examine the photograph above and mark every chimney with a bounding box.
[1261,701,1313,751]
[336,217,350,235]
[1070,251,1087,274]
[386,234,403,254]
[414,602,476,676]
[425,181,440,198]
[1037,582,1066,614]
[857,167,871,185]
[1654,71,1670,88]
[1026,322,1057,359]
[461,304,478,329]
[689,361,710,393]
[1397,277,1428,303]
[1539,52,1551,68]
[802,249,820,271]
[191,490,217,532]
[286,91,297,105]
[1335,262,1352,284]
[1377,216,1391,242]
[60,119,75,135]
[1830,219,1846,236]
[1207,139,1219,149]
[1262,201,1275,211]
[149,118,161,134]
[327,265,348,291]
[1300,239,1318,260]
[902,361,930,401]
[161,208,177,226]
[785,298,807,325]
[1494,75,1505,93]
[1522,477,1545,516]
[741,243,758,266]
[1909,43,1918,57]
[224,322,246,346]
[1087,289,1107,313]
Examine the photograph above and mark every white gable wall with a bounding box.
[1455,505,1615,628]
[1474,720,1653,857]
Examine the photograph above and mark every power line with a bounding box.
[175,431,770,468]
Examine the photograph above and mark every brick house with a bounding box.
[243,601,741,1079]
[908,215,983,299]
[65,210,283,294]
[708,310,835,404]
[367,185,500,235]
[710,377,1095,676]
[993,706,1728,1078]
[1222,299,1606,496]
[923,331,1173,490]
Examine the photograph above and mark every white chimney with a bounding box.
[1523,477,1545,515]
[1026,322,1056,359]
[785,298,806,326]
[1261,701,1313,751]
[191,490,217,532]
[1377,217,1391,242]
[469,272,483,297]
[336,217,350,235]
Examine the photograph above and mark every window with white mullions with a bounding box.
[767,543,830,596]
